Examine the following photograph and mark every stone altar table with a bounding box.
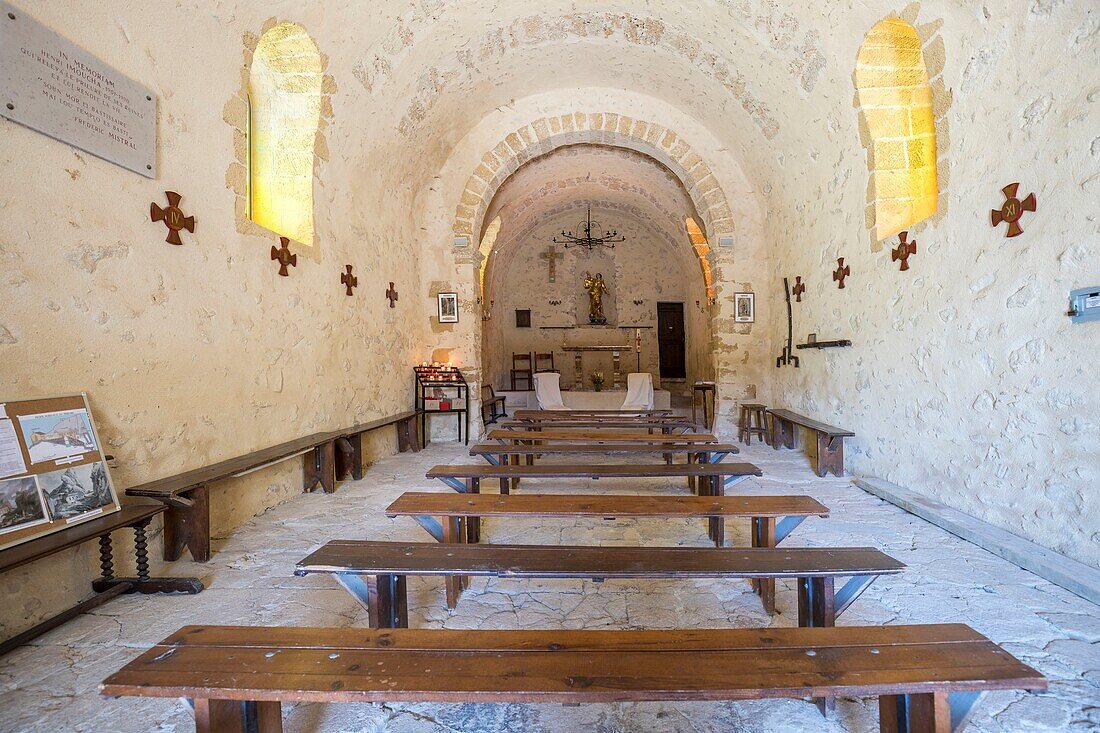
[561,344,633,388]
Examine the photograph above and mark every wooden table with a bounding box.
[296,540,904,624]
[101,624,1046,733]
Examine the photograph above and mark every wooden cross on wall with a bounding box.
[385,282,399,308]
[540,245,564,283]
[270,237,297,277]
[150,191,195,245]
[341,265,358,296]
[892,232,917,271]
[991,182,1037,238]
[832,258,850,289]
[792,276,806,302]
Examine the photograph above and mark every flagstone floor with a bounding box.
[0,438,1096,732]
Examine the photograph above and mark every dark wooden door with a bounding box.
[657,302,686,379]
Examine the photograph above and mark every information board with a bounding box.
[0,3,157,177]
[0,393,121,552]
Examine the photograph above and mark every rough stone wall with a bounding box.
[0,1,428,637]
[764,3,1099,566]
[484,213,711,391]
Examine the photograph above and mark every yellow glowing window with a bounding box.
[248,22,323,246]
[685,217,714,301]
[856,19,938,240]
[477,216,502,299]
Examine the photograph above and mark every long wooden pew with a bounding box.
[513,409,673,419]
[498,418,696,431]
[425,462,763,506]
[296,540,903,623]
[101,624,1046,733]
[488,428,719,444]
[387,491,830,612]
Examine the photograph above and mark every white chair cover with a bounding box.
[620,372,654,411]
[534,372,569,410]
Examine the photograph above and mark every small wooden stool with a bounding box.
[691,381,716,429]
[738,403,769,445]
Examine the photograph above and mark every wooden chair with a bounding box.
[534,352,557,374]
[480,385,507,425]
[509,352,533,390]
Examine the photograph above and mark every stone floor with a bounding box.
[1,438,1097,732]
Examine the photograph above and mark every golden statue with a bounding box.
[584,271,608,324]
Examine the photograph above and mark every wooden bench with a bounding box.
[426,462,763,506]
[387,491,829,612]
[0,504,203,656]
[513,408,673,419]
[126,411,420,562]
[296,540,902,624]
[100,624,1046,733]
[499,418,696,431]
[480,385,507,425]
[488,428,719,444]
[768,409,855,478]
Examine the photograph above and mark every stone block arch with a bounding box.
[451,113,737,253]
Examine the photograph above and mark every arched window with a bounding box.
[684,217,714,302]
[856,19,937,240]
[248,22,323,246]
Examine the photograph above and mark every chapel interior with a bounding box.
[0,2,1097,732]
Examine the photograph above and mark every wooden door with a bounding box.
[657,302,686,379]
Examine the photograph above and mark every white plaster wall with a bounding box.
[0,1,429,637]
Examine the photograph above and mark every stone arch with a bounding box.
[452,113,736,251]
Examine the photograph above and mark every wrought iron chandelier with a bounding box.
[553,206,625,250]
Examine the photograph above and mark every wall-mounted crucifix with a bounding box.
[539,245,564,283]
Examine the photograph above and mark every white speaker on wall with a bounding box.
[453,236,470,247]
[717,236,735,247]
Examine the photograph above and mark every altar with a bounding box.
[561,344,632,389]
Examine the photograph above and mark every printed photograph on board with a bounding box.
[38,462,114,521]
[0,476,49,534]
[16,409,98,464]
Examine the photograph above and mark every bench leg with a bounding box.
[442,517,465,609]
[798,576,836,718]
[751,517,777,614]
[336,434,363,481]
[771,417,793,449]
[335,574,406,629]
[816,435,845,477]
[303,442,336,493]
[164,485,211,563]
[499,454,510,495]
[879,692,951,733]
[194,699,282,733]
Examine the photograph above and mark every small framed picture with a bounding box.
[437,292,459,323]
[734,292,755,323]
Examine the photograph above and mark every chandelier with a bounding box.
[553,206,625,250]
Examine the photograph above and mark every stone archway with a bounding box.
[452,113,743,431]
[452,113,736,247]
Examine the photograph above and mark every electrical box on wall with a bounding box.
[1068,287,1100,324]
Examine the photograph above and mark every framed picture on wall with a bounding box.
[437,292,459,323]
[734,292,755,323]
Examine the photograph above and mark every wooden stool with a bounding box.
[691,381,716,429]
[738,403,769,445]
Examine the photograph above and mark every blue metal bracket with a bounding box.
[435,476,468,493]
[724,474,750,489]
[892,691,982,732]
[774,516,806,545]
[413,516,443,542]
[834,574,878,618]
[482,454,501,466]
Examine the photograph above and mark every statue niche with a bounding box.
[583,272,609,325]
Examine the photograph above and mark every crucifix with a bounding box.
[539,245,564,283]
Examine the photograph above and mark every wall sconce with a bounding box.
[482,299,494,321]
[632,299,644,306]
[548,299,562,306]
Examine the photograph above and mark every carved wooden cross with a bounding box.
[832,258,850,289]
[385,282,399,308]
[150,191,195,245]
[270,237,297,277]
[792,276,806,302]
[892,231,917,271]
[991,182,1037,238]
[539,245,564,283]
[341,265,358,296]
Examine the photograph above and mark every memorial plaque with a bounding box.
[0,3,156,177]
